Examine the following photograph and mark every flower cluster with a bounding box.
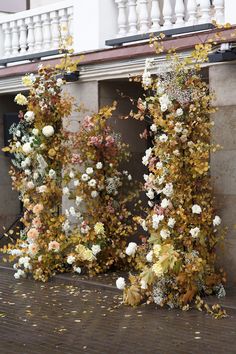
[62,105,139,275]
[3,65,74,281]
[120,43,226,310]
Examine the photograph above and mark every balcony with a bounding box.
[0,0,234,65]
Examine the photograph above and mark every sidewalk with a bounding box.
[0,265,235,354]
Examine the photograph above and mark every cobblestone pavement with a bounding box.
[0,267,235,354]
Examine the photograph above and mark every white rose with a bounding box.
[42,125,54,138]
[162,183,173,197]
[146,189,155,200]
[190,227,200,238]
[176,108,183,116]
[160,229,170,239]
[96,162,103,169]
[125,242,137,256]
[81,174,89,182]
[150,124,157,132]
[92,244,101,256]
[161,198,170,209]
[24,111,35,123]
[213,215,221,227]
[27,181,34,189]
[56,78,64,87]
[88,179,96,187]
[86,167,93,175]
[32,128,39,136]
[22,142,32,154]
[67,255,75,264]
[37,185,47,193]
[116,277,126,290]
[146,250,153,263]
[192,204,202,214]
[161,104,168,112]
[49,169,56,179]
[91,191,98,198]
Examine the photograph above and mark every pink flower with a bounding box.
[33,203,44,214]
[28,243,39,256]
[32,217,42,228]
[88,136,103,147]
[82,116,94,130]
[48,241,60,252]
[105,135,115,147]
[27,228,39,242]
[71,153,83,164]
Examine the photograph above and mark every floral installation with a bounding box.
[117,40,227,317]
[2,64,76,281]
[62,104,141,275]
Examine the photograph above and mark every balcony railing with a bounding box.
[114,0,225,38]
[0,0,234,65]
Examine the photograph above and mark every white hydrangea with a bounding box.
[14,269,26,279]
[22,142,32,154]
[162,183,173,197]
[116,277,126,290]
[192,204,202,214]
[24,111,35,123]
[91,244,101,256]
[150,124,157,132]
[161,198,170,209]
[167,218,176,228]
[125,242,137,256]
[67,255,75,264]
[152,214,164,230]
[142,147,152,166]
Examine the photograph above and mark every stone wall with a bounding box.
[210,63,236,285]
[0,95,21,243]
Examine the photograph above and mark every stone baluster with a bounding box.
[127,0,138,34]
[115,0,128,36]
[41,13,51,50]
[10,21,19,56]
[174,0,185,27]
[17,19,27,55]
[150,0,161,30]
[2,22,12,58]
[33,15,43,52]
[25,17,35,53]
[162,0,173,29]
[50,11,60,49]
[138,0,149,33]
[213,0,224,24]
[67,6,74,37]
[185,0,197,26]
[58,8,68,41]
[198,0,211,24]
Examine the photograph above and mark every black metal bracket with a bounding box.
[0,49,61,67]
[105,23,215,47]
[208,48,236,63]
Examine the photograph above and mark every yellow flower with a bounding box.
[152,262,164,277]
[75,244,95,262]
[153,244,161,257]
[14,93,28,105]
[94,222,105,235]
[22,75,34,87]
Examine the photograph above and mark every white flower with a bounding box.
[173,149,180,156]
[37,185,47,193]
[49,169,56,179]
[88,179,96,188]
[63,187,70,196]
[74,179,80,187]
[69,171,75,179]
[125,242,137,256]
[168,218,176,228]
[62,220,70,232]
[142,147,152,166]
[160,229,170,239]
[148,201,154,208]
[32,128,39,136]
[159,94,171,107]
[157,83,164,95]
[25,169,31,175]
[74,266,81,274]
[161,198,170,209]
[22,142,32,154]
[27,181,35,189]
[159,134,168,143]
[152,214,164,230]
[176,108,183,116]
[14,269,26,279]
[162,183,173,197]
[174,122,183,133]
[140,219,148,232]
[24,111,35,123]
[21,158,31,169]
[213,215,221,227]
[116,277,126,290]
[86,167,93,175]
[15,142,21,148]
[146,250,153,263]
[150,124,157,132]
[156,162,163,169]
[128,174,132,181]
[56,78,64,87]
[96,162,103,169]
[190,227,200,238]
[33,172,39,180]
[81,174,89,182]
[67,255,75,264]
[161,104,168,112]
[91,244,101,256]
[91,191,98,198]
[14,93,28,105]
[69,207,76,217]
[42,125,54,137]
[146,189,155,200]
[140,279,148,290]
[192,204,202,214]
[75,196,83,206]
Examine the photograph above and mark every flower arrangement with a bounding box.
[62,104,140,275]
[2,65,74,281]
[118,41,227,316]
